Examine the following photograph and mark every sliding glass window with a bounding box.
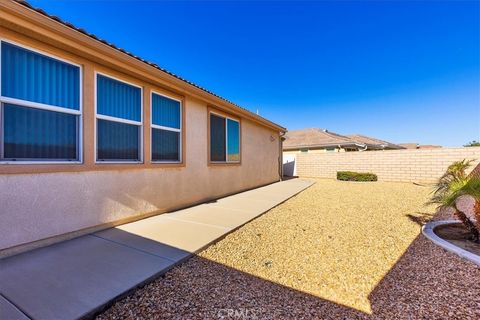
[151,92,181,162]
[0,41,81,162]
[96,74,142,162]
[210,113,240,163]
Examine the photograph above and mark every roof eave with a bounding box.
[2,0,286,132]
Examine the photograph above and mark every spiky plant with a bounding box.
[427,159,479,242]
[452,177,480,236]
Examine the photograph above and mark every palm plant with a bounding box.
[428,159,479,242]
[451,177,480,232]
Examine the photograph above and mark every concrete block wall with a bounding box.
[295,147,480,183]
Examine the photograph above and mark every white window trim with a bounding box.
[150,90,182,164]
[209,111,241,164]
[0,38,83,165]
[94,71,144,164]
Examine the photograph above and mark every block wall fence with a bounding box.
[295,147,480,183]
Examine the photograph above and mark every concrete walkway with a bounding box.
[0,179,313,320]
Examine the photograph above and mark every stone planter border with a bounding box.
[422,220,480,267]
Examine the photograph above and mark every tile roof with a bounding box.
[283,128,362,150]
[284,129,405,150]
[347,134,405,150]
[418,144,442,149]
[398,143,419,149]
[13,0,285,130]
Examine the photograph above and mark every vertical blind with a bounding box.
[210,114,226,162]
[227,119,240,162]
[97,119,139,160]
[210,114,241,162]
[1,41,80,161]
[96,74,141,161]
[97,74,141,121]
[151,93,181,161]
[3,104,77,160]
[152,129,180,161]
[1,42,80,110]
[151,93,180,128]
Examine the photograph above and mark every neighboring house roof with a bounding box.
[283,128,364,150]
[284,129,405,151]
[6,0,285,132]
[398,143,443,149]
[347,134,405,150]
[418,145,442,149]
[398,143,419,149]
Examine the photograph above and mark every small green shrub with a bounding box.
[337,171,378,182]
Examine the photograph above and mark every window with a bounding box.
[209,113,240,163]
[95,73,142,162]
[0,41,81,162]
[151,92,181,162]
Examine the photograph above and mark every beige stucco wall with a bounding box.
[0,97,281,251]
[296,147,480,183]
[0,22,282,253]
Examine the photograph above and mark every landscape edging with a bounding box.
[422,220,480,267]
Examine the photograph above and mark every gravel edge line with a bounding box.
[422,220,480,267]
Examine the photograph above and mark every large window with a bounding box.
[95,73,142,162]
[210,113,240,163]
[0,41,81,162]
[151,92,181,162]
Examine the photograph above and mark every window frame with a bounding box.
[208,109,241,165]
[94,71,143,164]
[150,90,182,164]
[0,38,83,165]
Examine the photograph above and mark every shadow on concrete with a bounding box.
[97,232,480,319]
[2,223,479,320]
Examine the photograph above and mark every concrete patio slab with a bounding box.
[97,216,228,254]
[93,229,191,262]
[165,205,258,229]
[213,196,281,214]
[0,295,29,320]
[0,235,172,320]
[0,178,314,320]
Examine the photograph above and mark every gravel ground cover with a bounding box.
[97,179,480,320]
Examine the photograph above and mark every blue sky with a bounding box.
[29,0,480,146]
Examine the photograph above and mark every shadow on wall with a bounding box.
[283,160,296,177]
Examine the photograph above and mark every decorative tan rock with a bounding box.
[98,179,480,320]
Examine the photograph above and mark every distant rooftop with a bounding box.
[284,128,405,151]
[347,134,405,150]
[398,143,442,149]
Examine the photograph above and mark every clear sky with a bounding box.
[28,0,480,146]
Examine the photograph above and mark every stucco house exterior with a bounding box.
[0,0,286,256]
